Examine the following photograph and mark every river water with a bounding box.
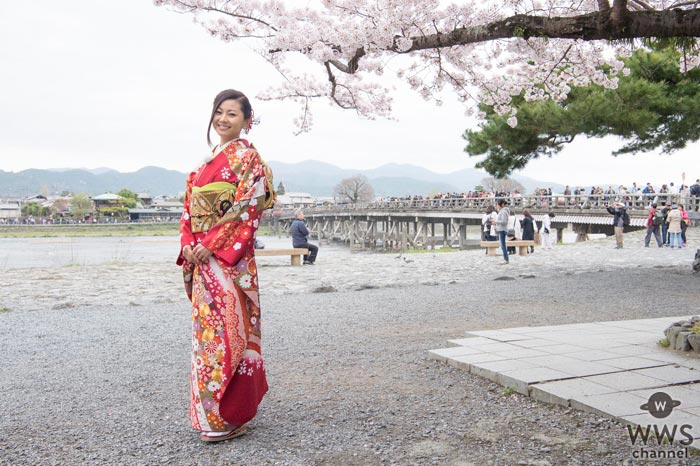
[0,230,601,269]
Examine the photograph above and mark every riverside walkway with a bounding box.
[430,316,700,449]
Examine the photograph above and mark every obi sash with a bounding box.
[190,181,237,233]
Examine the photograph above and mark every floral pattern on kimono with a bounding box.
[177,139,270,432]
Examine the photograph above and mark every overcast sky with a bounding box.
[1,0,699,188]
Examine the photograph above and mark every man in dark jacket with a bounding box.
[290,210,318,265]
[606,201,629,249]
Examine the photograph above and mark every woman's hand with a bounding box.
[182,245,198,264]
[193,244,213,263]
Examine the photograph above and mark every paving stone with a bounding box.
[530,344,588,355]
[497,326,543,333]
[509,339,562,348]
[446,353,506,369]
[595,356,669,371]
[634,366,700,384]
[472,342,525,353]
[677,407,700,419]
[680,382,700,392]
[676,356,700,371]
[639,351,698,365]
[618,335,662,346]
[579,325,629,335]
[480,333,533,342]
[519,354,580,368]
[605,345,660,357]
[453,336,499,346]
[530,379,617,407]
[565,349,628,362]
[498,368,574,395]
[550,360,621,378]
[596,320,666,330]
[491,348,549,359]
[570,392,648,418]
[516,354,619,376]
[627,386,700,410]
[464,330,530,341]
[470,358,540,374]
[583,371,670,391]
[428,346,483,361]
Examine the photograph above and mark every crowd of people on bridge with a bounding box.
[377,179,700,212]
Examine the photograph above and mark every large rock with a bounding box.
[667,326,684,347]
[688,334,700,352]
[675,331,692,351]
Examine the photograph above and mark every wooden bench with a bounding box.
[480,240,535,257]
[255,248,310,266]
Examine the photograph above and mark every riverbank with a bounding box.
[2,228,697,311]
[0,223,180,237]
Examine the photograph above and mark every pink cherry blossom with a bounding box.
[155,1,700,129]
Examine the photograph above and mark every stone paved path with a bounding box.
[430,315,700,446]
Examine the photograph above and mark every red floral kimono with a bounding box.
[177,139,269,432]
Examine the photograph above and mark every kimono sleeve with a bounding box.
[201,148,267,266]
[176,172,197,266]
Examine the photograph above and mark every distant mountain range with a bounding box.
[0,161,567,198]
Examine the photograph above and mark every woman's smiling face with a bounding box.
[212,99,249,144]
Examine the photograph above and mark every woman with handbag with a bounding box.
[177,89,274,442]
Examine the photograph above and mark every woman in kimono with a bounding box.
[178,89,272,442]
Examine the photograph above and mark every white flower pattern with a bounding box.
[239,275,252,288]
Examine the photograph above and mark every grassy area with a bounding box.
[0,308,11,313]
[0,224,275,238]
[0,223,179,237]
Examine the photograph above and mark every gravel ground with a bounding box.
[3,261,700,465]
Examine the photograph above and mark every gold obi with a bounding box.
[190,182,237,233]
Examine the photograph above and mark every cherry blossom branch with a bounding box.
[402,9,700,54]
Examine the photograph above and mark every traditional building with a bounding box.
[0,202,21,220]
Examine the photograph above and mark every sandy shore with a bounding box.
[2,228,697,313]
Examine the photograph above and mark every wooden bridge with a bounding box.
[267,194,699,251]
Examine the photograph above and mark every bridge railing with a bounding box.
[295,193,700,214]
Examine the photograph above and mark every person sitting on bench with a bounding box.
[290,209,318,265]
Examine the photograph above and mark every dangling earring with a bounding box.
[244,110,254,134]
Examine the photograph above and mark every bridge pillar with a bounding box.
[556,228,564,244]
[459,223,467,250]
[573,224,590,242]
[401,222,408,250]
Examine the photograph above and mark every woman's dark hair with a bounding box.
[207,89,253,147]
[523,209,531,217]
[497,199,507,207]
[485,205,494,214]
